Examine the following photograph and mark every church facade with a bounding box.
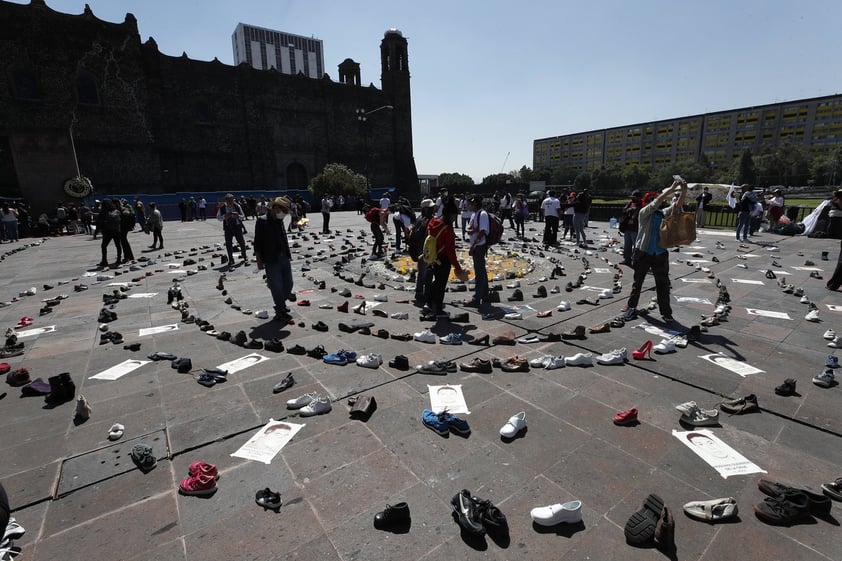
[0,0,418,213]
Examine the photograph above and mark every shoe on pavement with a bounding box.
[596,348,627,365]
[414,330,436,343]
[356,353,383,369]
[683,497,738,521]
[613,408,638,426]
[824,329,837,340]
[422,409,451,436]
[299,395,332,416]
[459,358,492,373]
[545,356,566,370]
[775,378,797,396]
[564,353,593,366]
[440,332,463,345]
[827,354,839,368]
[758,480,832,516]
[813,369,836,387]
[530,500,583,526]
[373,502,411,529]
[499,411,526,438]
[451,490,486,535]
[653,339,676,354]
[624,494,664,547]
[680,407,719,427]
[286,392,318,409]
[754,491,812,525]
[821,478,842,501]
[179,473,217,496]
[255,487,282,511]
[272,373,295,393]
[719,394,759,414]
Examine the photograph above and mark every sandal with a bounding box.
[130,444,157,472]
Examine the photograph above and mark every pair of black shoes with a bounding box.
[754,479,831,525]
[451,489,507,538]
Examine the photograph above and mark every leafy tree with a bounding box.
[309,163,367,200]
[534,167,554,182]
[623,164,650,192]
[573,172,591,192]
[591,165,624,193]
[439,172,475,188]
[481,172,514,185]
[737,149,757,185]
[811,146,842,186]
[515,165,535,184]
[551,166,578,185]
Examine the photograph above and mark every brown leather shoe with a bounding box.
[588,323,611,334]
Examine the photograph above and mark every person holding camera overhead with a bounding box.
[620,179,688,324]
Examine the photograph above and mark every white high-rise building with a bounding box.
[232,23,324,78]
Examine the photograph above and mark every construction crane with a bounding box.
[500,151,510,174]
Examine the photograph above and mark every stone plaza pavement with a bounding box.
[2,211,842,561]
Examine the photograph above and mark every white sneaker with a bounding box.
[813,368,836,388]
[599,289,613,299]
[557,301,571,311]
[506,280,521,288]
[596,348,627,365]
[545,356,566,370]
[674,401,698,415]
[653,339,676,354]
[414,330,436,343]
[669,334,689,348]
[499,411,527,438]
[564,353,593,366]
[503,312,523,320]
[824,329,836,340]
[373,294,388,302]
[550,285,560,294]
[299,395,332,416]
[390,312,409,320]
[530,500,583,526]
[255,310,270,319]
[829,337,842,348]
[286,392,319,409]
[529,355,553,368]
[356,353,383,368]
[805,309,820,322]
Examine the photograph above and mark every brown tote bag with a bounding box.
[659,211,696,248]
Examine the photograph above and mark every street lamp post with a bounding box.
[355,105,393,188]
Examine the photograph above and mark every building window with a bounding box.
[75,71,99,105]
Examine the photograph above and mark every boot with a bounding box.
[45,373,75,407]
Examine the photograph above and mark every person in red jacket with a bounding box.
[423,197,467,320]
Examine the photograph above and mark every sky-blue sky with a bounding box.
[15,0,842,183]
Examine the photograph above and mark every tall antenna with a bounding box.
[500,151,510,173]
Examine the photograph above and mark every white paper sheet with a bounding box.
[90,359,151,381]
[698,353,764,377]
[673,429,766,479]
[745,308,791,320]
[138,324,180,336]
[216,353,271,374]
[230,419,305,464]
[428,384,469,415]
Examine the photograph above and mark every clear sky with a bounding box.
[15,0,842,183]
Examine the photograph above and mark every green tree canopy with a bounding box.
[309,163,367,200]
[438,172,475,188]
[573,172,592,192]
[738,149,757,185]
[623,164,651,192]
[481,172,514,185]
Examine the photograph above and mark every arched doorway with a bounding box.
[286,162,308,188]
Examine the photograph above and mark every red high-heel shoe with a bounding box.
[632,340,653,360]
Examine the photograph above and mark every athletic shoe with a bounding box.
[754,491,812,525]
[529,355,554,368]
[824,329,836,340]
[680,407,719,427]
[299,395,332,416]
[545,356,566,370]
[499,411,526,438]
[653,339,676,354]
[564,353,593,366]
[813,368,836,388]
[683,498,738,521]
[827,354,839,368]
[451,490,486,535]
[286,392,318,409]
[613,408,638,425]
[440,332,463,345]
[421,409,450,436]
[596,348,627,365]
[323,350,357,365]
[179,473,217,496]
[414,330,436,343]
[188,461,218,479]
[356,353,383,369]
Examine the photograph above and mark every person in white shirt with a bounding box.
[499,191,514,228]
[540,190,561,246]
[465,195,490,307]
[198,197,207,221]
[435,190,446,218]
[459,195,472,241]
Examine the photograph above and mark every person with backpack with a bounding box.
[423,197,467,319]
[465,195,490,308]
[364,204,385,260]
[735,184,758,241]
[118,199,136,262]
[97,199,122,267]
[217,193,249,271]
[411,199,436,305]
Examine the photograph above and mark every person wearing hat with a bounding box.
[620,179,687,323]
[424,197,467,319]
[695,186,712,228]
[254,196,294,322]
[146,202,164,249]
[217,193,248,271]
[765,188,785,225]
[620,190,642,266]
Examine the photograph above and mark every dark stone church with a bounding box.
[0,0,418,214]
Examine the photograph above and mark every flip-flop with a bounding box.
[108,423,125,441]
[14,317,33,329]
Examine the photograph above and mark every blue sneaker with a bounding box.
[448,414,471,435]
[827,354,839,368]
[440,332,463,345]
[422,409,451,435]
[620,307,637,322]
[323,350,357,365]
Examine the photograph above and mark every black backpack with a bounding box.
[408,216,430,262]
